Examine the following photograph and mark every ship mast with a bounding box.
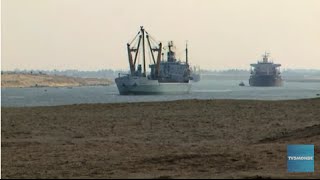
[133,35,142,68]
[262,52,269,63]
[155,42,162,78]
[127,30,142,75]
[146,32,162,78]
[127,43,135,75]
[146,35,156,65]
[186,41,188,65]
[141,26,146,77]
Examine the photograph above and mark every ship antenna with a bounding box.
[263,51,269,63]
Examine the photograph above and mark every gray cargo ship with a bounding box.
[249,52,283,86]
[115,27,191,95]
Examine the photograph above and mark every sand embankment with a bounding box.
[2,99,320,178]
[1,73,112,88]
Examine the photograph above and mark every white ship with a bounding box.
[115,26,191,95]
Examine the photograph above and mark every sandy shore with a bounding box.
[2,99,320,178]
[1,73,112,88]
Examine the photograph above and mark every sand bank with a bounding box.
[2,99,320,178]
[1,73,112,88]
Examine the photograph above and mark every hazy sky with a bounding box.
[2,0,320,70]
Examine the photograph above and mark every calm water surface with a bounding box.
[2,80,320,107]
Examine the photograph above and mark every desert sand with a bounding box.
[1,73,112,88]
[2,99,320,178]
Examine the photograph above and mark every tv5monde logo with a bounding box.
[287,145,314,172]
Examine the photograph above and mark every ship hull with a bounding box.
[115,76,191,95]
[249,75,283,87]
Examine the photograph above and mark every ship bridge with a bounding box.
[250,52,282,76]
[250,63,281,68]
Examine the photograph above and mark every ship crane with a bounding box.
[126,26,162,78]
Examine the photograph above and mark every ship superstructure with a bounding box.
[249,52,283,86]
[149,41,190,83]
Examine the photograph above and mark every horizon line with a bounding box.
[2,68,320,72]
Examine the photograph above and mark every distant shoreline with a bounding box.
[1,84,111,89]
[1,73,113,88]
